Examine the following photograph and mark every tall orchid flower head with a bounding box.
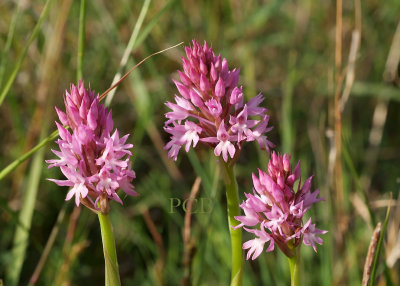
[164,40,273,162]
[46,81,137,213]
[234,152,327,260]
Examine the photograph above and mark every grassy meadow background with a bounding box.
[1,0,400,285]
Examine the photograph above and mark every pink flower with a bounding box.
[46,81,137,210]
[243,224,275,260]
[235,152,327,259]
[301,218,328,252]
[48,166,89,207]
[164,40,273,162]
[214,123,235,162]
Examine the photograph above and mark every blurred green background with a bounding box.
[0,0,399,285]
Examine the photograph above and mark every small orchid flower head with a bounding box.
[235,152,327,259]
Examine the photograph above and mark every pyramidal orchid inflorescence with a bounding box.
[234,152,327,260]
[164,40,273,162]
[46,81,137,212]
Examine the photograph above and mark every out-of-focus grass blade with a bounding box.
[226,0,282,39]
[0,0,55,106]
[104,0,175,106]
[129,63,151,142]
[370,195,392,285]
[6,126,48,286]
[132,0,176,50]
[342,140,376,226]
[281,51,300,154]
[187,151,212,192]
[352,82,400,102]
[0,0,23,88]
[105,0,151,106]
[0,129,59,181]
[28,205,67,286]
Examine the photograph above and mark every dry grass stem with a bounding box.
[386,194,400,269]
[142,208,166,286]
[181,177,201,286]
[362,222,382,286]
[383,21,400,84]
[99,42,183,102]
[146,122,183,181]
[28,206,67,285]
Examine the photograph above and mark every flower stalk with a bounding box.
[221,161,243,286]
[98,210,121,286]
[288,246,300,286]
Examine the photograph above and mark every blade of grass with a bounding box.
[103,0,175,107]
[342,140,376,226]
[0,0,55,106]
[281,51,299,154]
[1,127,57,179]
[132,0,175,50]
[370,194,392,285]
[6,124,48,286]
[351,82,400,101]
[0,129,59,180]
[0,0,23,88]
[105,0,151,106]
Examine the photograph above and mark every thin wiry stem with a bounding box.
[181,177,201,286]
[334,0,345,250]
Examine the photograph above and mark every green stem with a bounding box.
[98,213,121,286]
[221,162,243,286]
[288,247,300,286]
[77,0,86,82]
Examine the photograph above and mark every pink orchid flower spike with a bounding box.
[235,152,327,259]
[164,40,273,162]
[46,81,137,213]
